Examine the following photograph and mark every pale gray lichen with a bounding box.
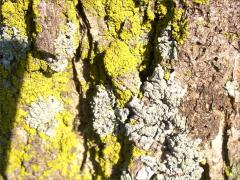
[136,140,203,180]
[225,80,239,99]
[91,66,203,179]
[47,22,78,72]
[0,25,29,68]
[124,65,203,179]
[26,96,64,137]
[157,26,178,61]
[160,133,203,179]
[91,86,130,136]
[126,66,187,149]
[91,86,117,136]
[136,165,155,180]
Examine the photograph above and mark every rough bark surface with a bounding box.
[0,0,239,179]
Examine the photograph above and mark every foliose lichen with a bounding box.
[123,65,203,179]
[47,22,79,72]
[25,96,64,137]
[156,25,178,61]
[91,65,204,179]
[91,86,117,136]
[125,65,187,148]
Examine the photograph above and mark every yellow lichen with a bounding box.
[193,0,209,4]
[164,71,171,81]
[0,0,195,178]
[104,41,139,78]
[115,89,133,107]
[6,144,31,176]
[32,0,43,34]
[128,118,139,125]
[104,40,140,106]
[1,1,29,36]
[18,56,70,105]
[96,135,121,178]
[0,50,81,178]
[82,0,153,67]
[128,146,148,170]
[44,127,80,178]
[156,1,190,45]
[20,56,80,178]
[171,8,189,45]
[157,3,168,18]
[0,0,83,178]
[132,146,147,158]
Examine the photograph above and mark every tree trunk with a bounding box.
[0,0,239,179]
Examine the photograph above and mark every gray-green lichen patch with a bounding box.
[135,134,203,180]
[124,65,203,179]
[0,25,29,68]
[91,65,204,179]
[91,86,117,136]
[91,85,130,137]
[26,96,64,137]
[156,26,178,61]
[125,65,187,149]
[47,22,78,72]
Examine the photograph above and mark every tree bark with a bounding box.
[0,0,239,179]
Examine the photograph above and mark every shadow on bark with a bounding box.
[0,40,27,178]
[0,0,55,177]
[73,1,107,177]
[0,0,30,174]
[74,2,134,176]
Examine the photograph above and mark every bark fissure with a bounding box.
[222,98,234,179]
[73,1,107,177]
[222,120,230,180]
[76,0,93,62]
